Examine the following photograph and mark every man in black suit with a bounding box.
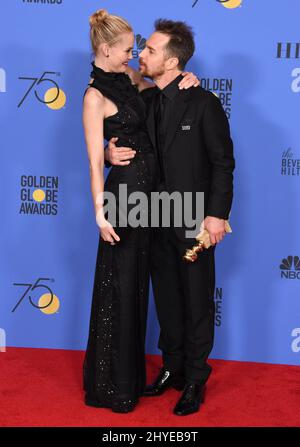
[105,19,235,416]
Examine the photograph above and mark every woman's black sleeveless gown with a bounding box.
[82,62,158,412]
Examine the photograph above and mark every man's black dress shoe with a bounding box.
[173,383,206,416]
[143,368,185,396]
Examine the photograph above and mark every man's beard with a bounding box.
[139,62,165,80]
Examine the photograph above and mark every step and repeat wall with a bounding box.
[0,0,299,365]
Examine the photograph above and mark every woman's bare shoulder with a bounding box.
[83,80,105,106]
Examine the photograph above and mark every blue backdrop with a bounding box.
[1,0,299,366]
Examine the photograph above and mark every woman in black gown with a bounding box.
[82,8,197,413]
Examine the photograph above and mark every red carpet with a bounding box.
[0,347,299,427]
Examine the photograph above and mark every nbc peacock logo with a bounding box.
[133,34,146,59]
[192,0,243,8]
[280,256,300,279]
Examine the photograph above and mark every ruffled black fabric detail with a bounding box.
[89,61,139,105]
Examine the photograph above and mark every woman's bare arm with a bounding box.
[82,88,120,243]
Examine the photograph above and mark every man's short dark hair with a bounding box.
[154,19,195,70]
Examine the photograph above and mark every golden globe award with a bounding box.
[183,220,232,263]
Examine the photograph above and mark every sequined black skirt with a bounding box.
[83,221,151,410]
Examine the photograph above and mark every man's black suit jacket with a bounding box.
[140,84,235,238]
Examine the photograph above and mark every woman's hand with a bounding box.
[178,71,200,89]
[96,210,120,244]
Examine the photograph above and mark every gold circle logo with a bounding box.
[220,0,242,9]
[38,293,60,314]
[32,189,45,202]
[44,88,66,110]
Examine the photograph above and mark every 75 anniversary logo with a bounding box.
[18,71,66,109]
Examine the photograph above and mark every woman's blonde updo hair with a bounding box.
[89,9,133,54]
